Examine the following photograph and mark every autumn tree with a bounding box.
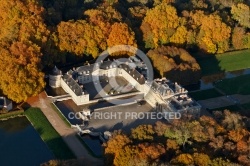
[210,157,239,166]
[84,6,122,37]
[137,143,166,161]
[170,153,194,165]
[104,131,131,165]
[154,121,170,136]
[228,129,248,142]
[238,155,250,166]
[164,121,192,147]
[166,139,179,150]
[147,46,201,85]
[107,22,137,56]
[190,0,208,9]
[193,153,210,166]
[0,0,49,47]
[113,145,139,166]
[153,0,175,6]
[231,3,250,28]
[57,20,106,58]
[222,110,244,130]
[104,111,249,165]
[189,11,231,53]
[131,125,155,141]
[232,27,247,50]
[0,42,45,102]
[188,121,209,142]
[141,3,182,48]
[0,0,49,102]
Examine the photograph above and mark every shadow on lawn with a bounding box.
[196,55,225,76]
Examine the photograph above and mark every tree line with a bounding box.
[104,110,250,166]
[1,0,250,102]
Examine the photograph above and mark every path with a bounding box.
[198,94,250,110]
[26,92,103,165]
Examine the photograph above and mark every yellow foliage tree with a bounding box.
[57,20,106,58]
[141,3,181,48]
[190,11,231,53]
[193,153,211,166]
[231,3,250,28]
[171,153,194,165]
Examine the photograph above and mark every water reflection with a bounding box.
[0,117,54,166]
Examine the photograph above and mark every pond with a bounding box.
[0,117,54,166]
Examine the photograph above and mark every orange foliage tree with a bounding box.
[147,46,201,85]
[0,42,45,102]
[0,0,48,102]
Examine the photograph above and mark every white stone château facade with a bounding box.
[49,56,201,114]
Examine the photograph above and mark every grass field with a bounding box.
[25,107,75,159]
[215,74,250,95]
[0,110,24,120]
[198,49,250,75]
[207,105,241,112]
[188,88,223,101]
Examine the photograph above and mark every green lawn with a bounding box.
[215,74,250,95]
[0,110,24,120]
[198,49,250,75]
[25,107,75,159]
[208,105,241,112]
[188,88,223,101]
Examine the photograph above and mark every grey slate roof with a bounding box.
[62,75,83,96]
[119,64,145,84]
[51,66,62,76]
[0,97,12,108]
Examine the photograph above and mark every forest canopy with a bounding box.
[1,0,250,102]
[104,110,250,166]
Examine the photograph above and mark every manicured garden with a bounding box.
[198,49,250,75]
[214,74,250,95]
[25,107,76,159]
[188,88,223,101]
